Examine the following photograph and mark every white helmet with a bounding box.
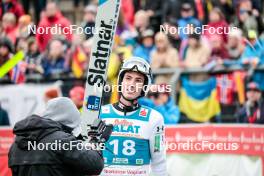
[117,57,152,97]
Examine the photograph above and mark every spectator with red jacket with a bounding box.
[209,34,229,62]
[121,0,134,27]
[36,2,72,52]
[1,12,18,44]
[0,0,24,20]
[204,7,229,43]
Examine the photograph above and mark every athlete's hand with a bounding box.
[100,124,113,143]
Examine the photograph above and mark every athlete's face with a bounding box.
[121,71,145,100]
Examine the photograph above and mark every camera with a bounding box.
[87,119,113,143]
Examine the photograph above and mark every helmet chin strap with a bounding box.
[116,94,141,115]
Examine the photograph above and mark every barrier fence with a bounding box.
[1,124,264,176]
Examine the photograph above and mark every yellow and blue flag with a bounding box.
[179,77,220,122]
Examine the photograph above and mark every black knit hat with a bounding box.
[0,37,14,53]
[188,33,200,40]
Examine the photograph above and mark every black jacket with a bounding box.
[8,115,104,176]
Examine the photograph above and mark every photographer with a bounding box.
[8,97,104,176]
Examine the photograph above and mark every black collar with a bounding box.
[113,102,140,115]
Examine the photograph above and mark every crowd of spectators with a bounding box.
[0,0,264,125]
